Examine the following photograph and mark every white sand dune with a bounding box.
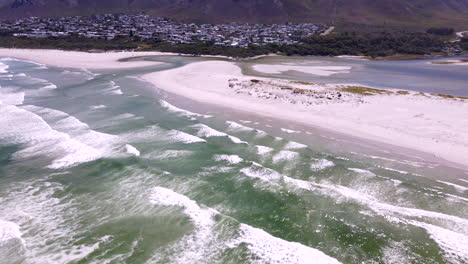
[142,60,468,168]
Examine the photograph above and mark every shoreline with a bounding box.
[142,60,468,168]
[0,48,276,69]
[1,48,467,168]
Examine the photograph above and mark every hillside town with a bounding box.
[0,14,326,47]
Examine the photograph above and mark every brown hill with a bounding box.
[0,0,467,29]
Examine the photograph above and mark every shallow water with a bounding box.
[0,56,467,264]
[242,55,468,97]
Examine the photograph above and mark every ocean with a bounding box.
[0,55,467,264]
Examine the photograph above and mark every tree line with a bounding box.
[0,31,462,58]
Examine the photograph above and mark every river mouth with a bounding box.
[0,55,467,264]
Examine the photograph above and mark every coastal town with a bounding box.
[0,13,326,48]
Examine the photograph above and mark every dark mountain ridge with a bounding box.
[1,0,467,29]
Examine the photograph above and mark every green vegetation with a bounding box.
[396,90,410,95]
[340,86,393,96]
[460,37,468,51]
[0,31,455,58]
[433,93,468,100]
[280,32,447,57]
[426,27,455,36]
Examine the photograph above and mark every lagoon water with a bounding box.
[0,55,467,264]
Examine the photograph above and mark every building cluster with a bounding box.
[0,14,326,47]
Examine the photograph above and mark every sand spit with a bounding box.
[0,49,170,69]
[142,60,468,167]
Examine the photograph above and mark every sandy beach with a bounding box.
[0,49,171,69]
[1,48,467,167]
[142,60,468,168]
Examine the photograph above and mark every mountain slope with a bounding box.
[0,0,467,29]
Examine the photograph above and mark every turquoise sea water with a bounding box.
[0,55,467,264]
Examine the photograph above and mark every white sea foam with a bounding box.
[409,221,468,263]
[214,154,243,164]
[149,187,218,263]
[123,125,205,144]
[150,186,340,264]
[348,168,376,177]
[0,220,25,262]
[191,124,227,137]
[0,179,101,263]
[89,105,107,110]
[272,151,300,163]
[160,100,210,118]
[228,135,248,144]
[110,113,143,121]
[110,89,123,95]
[227,121,255,131]
[377,166,409,175]
[281,128,299,133]
[436,180,468,192]
[284,141,308,149]
[42,84,57,89]
[241,163,282,182]
[459,179,468,184]
[239,161,468,260]
[0,62,9,73]
[191,124,247,144]
[310,159,335,171]
[143,150,193,160]
[0,87,24,105]
[228,224,342,264]
[168,130,206,144]
[255,145,274,155]
[1,104,123,169]
[125,144,140,157]
[0,105,101,168]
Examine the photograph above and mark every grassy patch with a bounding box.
[396,90,410,95]
[433,93,468,100]
[341,86,393,96]
[291,81,314,85]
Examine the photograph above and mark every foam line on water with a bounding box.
[149,187,218,263]
[89,105,107,110]
[125,144,140,157]
[281,128,300,134]
[213,154,243,164]
[256,145,274,155]
[0,104,103,169]
[238,162,468,260]
[272,150,299,163]
[122,125,205,144]
[149,186,341,264]
[226,121,255,131]
[348,168,376,177]
[0,61,9,73]
[142,150,193,160]
[160,100,211,118]
[228,224,343,264]
[0,220,26,262]
[190,124,247,144]
[168,130,206,144]
[0,87,25,105]
[310,159,335,171]
[2,104,128,169]
[284,141,308,149]
[409,221,468,263]
[0,179,102,263]
[436,180,468,192]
